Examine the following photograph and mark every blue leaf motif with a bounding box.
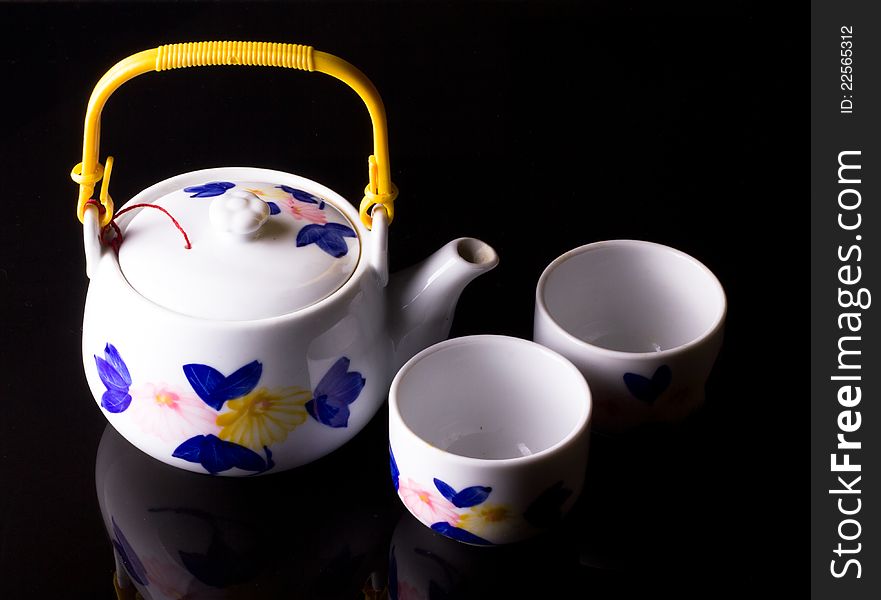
[266,201,281,215]
[296,224,325,246]
[305,357,366,428]
[95,344,132,413]
[112,517,148,586]
[451,486,492,508]
[183,360,262,411]
[430,522,494,546]
[172,434,268,475]
[96,358,128,392]
[433,478,457,503]
[390,445,400,491]
[171,435,204,463]
[296,223,357,258]
[101,389,132,413]
[196,438,226,473]
[183,181,235,198]
[202,437,265,474]
[305,399,343,428]
[276,185,324,207]
[104,343,131,386]
[433,478,492,508]
[623,365,672,405]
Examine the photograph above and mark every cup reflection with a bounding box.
[96,424,391,599]
[388,509,607,598]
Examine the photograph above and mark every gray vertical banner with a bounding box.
[813,1,881,597]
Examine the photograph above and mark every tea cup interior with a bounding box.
[539,241,725,353]
[394,337,590,460]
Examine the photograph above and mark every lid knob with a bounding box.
[209,190,270,237]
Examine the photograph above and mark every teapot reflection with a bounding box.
[96,424,393,599]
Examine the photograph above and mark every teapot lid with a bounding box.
[117,168,361,320]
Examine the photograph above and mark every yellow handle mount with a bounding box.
[73,41,397,229]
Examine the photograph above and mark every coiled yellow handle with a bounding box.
[155,41,315,71]
[73,41,396,229]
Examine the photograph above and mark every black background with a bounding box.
[0,2,803,598]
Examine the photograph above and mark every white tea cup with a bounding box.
[388,335,592,545]
[534,240,726,432]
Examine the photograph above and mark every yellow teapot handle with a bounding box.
[72,41,397,229]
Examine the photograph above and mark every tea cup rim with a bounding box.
[535,239,728,360]
[389,334,592,468]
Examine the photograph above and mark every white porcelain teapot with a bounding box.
[72,42,498,476]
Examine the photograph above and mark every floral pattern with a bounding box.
[274,185,328,224]
[306,357,366,428]
[95,343,132,413]
[429,522,493,546]
[173,433,273,475]
[128,383,219,442]
[276,184,327,208]
[171,359,276,474]
[395,476,496,545]
[183,181,235,198]
[282,196,327,224]
[428,478,494,545]
[398,477,462,528]
[396,478,576,544]
[93,347,366,475]
[297,223,358,258]
[182,181,361,258]
[456,503,512,540]
[433,478,492,508]
[623,364,672,404]
[216,386,310,451]
[391,451,529,545]
[183,360,263,412]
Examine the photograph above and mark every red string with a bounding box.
[114,204,192,249]
[85,199,191,252]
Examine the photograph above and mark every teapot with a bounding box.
[73,41,498,476]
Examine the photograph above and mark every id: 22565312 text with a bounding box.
[841,26,854,114]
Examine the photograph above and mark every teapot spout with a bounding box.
[388,238,498,372]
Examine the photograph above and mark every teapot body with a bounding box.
[83,170,392,476]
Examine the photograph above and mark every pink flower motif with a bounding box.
[398,477,461,527]
[128,383,219,442]
[282,197,327,225]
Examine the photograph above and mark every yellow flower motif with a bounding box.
[456,503,512,537]
[244,186,291,201]
[216,386,310,451]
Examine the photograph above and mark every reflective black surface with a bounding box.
[1,2,802,597]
